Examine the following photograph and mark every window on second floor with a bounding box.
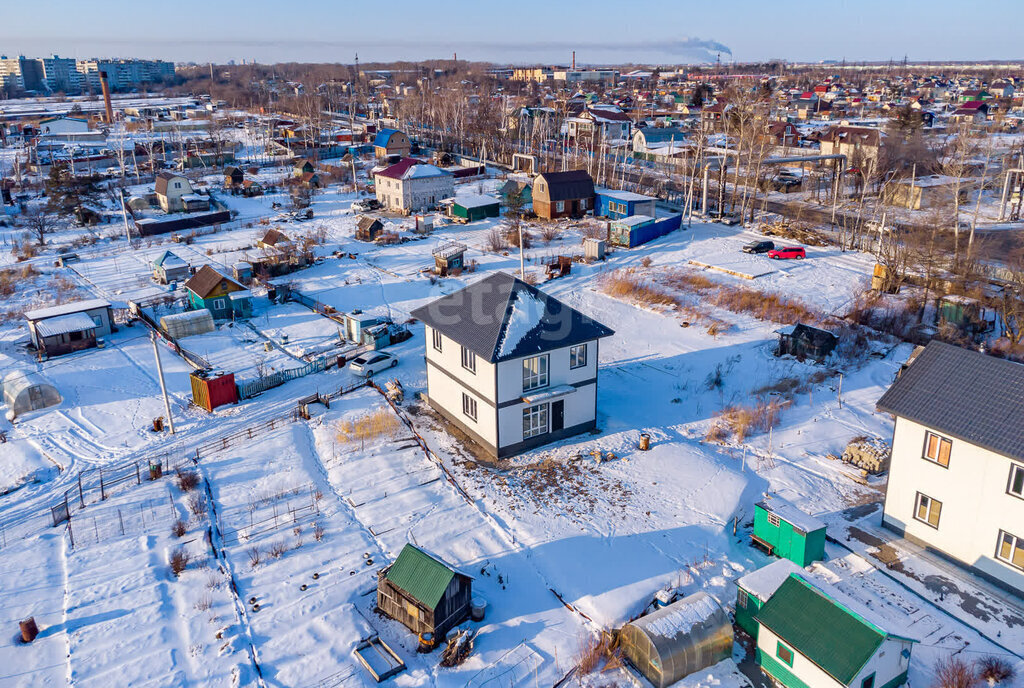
[923,431,952,468]
[776,642,794,667]
[461,346,476,374]
[431,329,442,352]
[914,492,942,529]
[1008,463,1024,499]
[523,355,548,392]
[570,343,587,369]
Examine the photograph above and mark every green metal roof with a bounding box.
[753,575,885,685]
[385,545,455,609]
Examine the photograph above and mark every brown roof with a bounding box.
[820,125,882,147]
[155,171,185,196]
[259,228,290,247]
[357,215,383,233]
[183,265,241,299]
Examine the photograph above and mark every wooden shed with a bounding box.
[752,497,826,567]
[377,544,472,644]
[356,215,385,242]
[431,241,467,276]
[776,323,838,362]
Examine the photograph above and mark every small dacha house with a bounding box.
[377,544,472,643]
[184,265,251,320]
[532,169,594,220]
[754,575,915,688]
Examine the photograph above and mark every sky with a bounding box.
[1,0,1021,66]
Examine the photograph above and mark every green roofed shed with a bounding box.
[753,575,916,688]
[377,544,473,642]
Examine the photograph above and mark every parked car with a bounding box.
[768,246,806,260]
[351,198,381,213]
[742,240,775,254]
[349,351,398,377]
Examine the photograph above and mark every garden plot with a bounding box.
[247,300,346,359]
[59,474,249,688]
[9,330,198,469]
[180,323,305,381]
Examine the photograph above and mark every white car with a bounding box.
[348,351,398,377]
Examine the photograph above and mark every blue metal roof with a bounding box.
[637,127,686,143]
[373,128,400,148]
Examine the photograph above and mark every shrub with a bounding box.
[171,519,187,537]
[486,228,509,252]
[269,542,287,559]
[505,227,532,248]
[934,656,977,688]
[169,548,191,577]
[176,469,200,492]
[540,225,559,243]
[576,631,618,675]
[977,656,1014,685]
[313,522,325,542]
[187,493,208,518]
[247,547,262,569]
[194,594,213,612]
[335,407,401,445]
[602,272,677,309]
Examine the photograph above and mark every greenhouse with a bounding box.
[3,371,61,419]
[618,592,733,688]
[160,310,215,339]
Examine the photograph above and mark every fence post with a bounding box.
[99,468,105,500]
[118,509,125,535]
[67,519,74,549]
[78,473,85,509]
[135,462,141,485]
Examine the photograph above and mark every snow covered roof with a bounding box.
[736,559,804,603]
[375,158,451,181]
[454,194,499,209]
[411,272,614,363]
[597,189,656,203]
[612,214,655,228]
[33,312,98,338]
[24,298,110,322]
[756,496,826,533]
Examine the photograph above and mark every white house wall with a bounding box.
[883,416,1024,594]
[852,638,912,688]
[757,626,844,688]
[423,325,498,448]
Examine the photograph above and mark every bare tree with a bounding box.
[23,206,56,246]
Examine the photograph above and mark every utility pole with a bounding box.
[150,331,175,434]
[120,188,133,245]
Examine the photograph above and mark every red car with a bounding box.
[768,246,806,260]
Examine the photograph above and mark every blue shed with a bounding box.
[608,213,682,248]
[595,190,658,220]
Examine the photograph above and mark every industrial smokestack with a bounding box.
[572,51,576,70]
[99,71,114,124]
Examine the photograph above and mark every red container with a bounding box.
[190,371,238,412]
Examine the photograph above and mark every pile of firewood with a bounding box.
[439,629,475,667]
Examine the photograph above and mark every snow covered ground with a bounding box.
[1,166,1022,688]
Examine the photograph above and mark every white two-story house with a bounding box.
[374,158,454,215]
[411,272,614,458]
[876,341,1024,596]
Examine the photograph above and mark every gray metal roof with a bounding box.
[410,272,614,363]
[876,341,1024,461]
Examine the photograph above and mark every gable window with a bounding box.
[461,346,476,374]
[570,343,587,369]
[923,431,952,467]
[767,512,781,528]
[523,403,549,439]
[776,642,794,667]
[862,674,876,688]
[997,531,1024,570]
[462,393,477,422]
[914,492,942,529]
[1008,463,1024,499]
[173,181,181,189]
[522,355,549,392]
[432,329,443,352]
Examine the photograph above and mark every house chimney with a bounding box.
[572,51,576,70]
[99,71,114,124]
